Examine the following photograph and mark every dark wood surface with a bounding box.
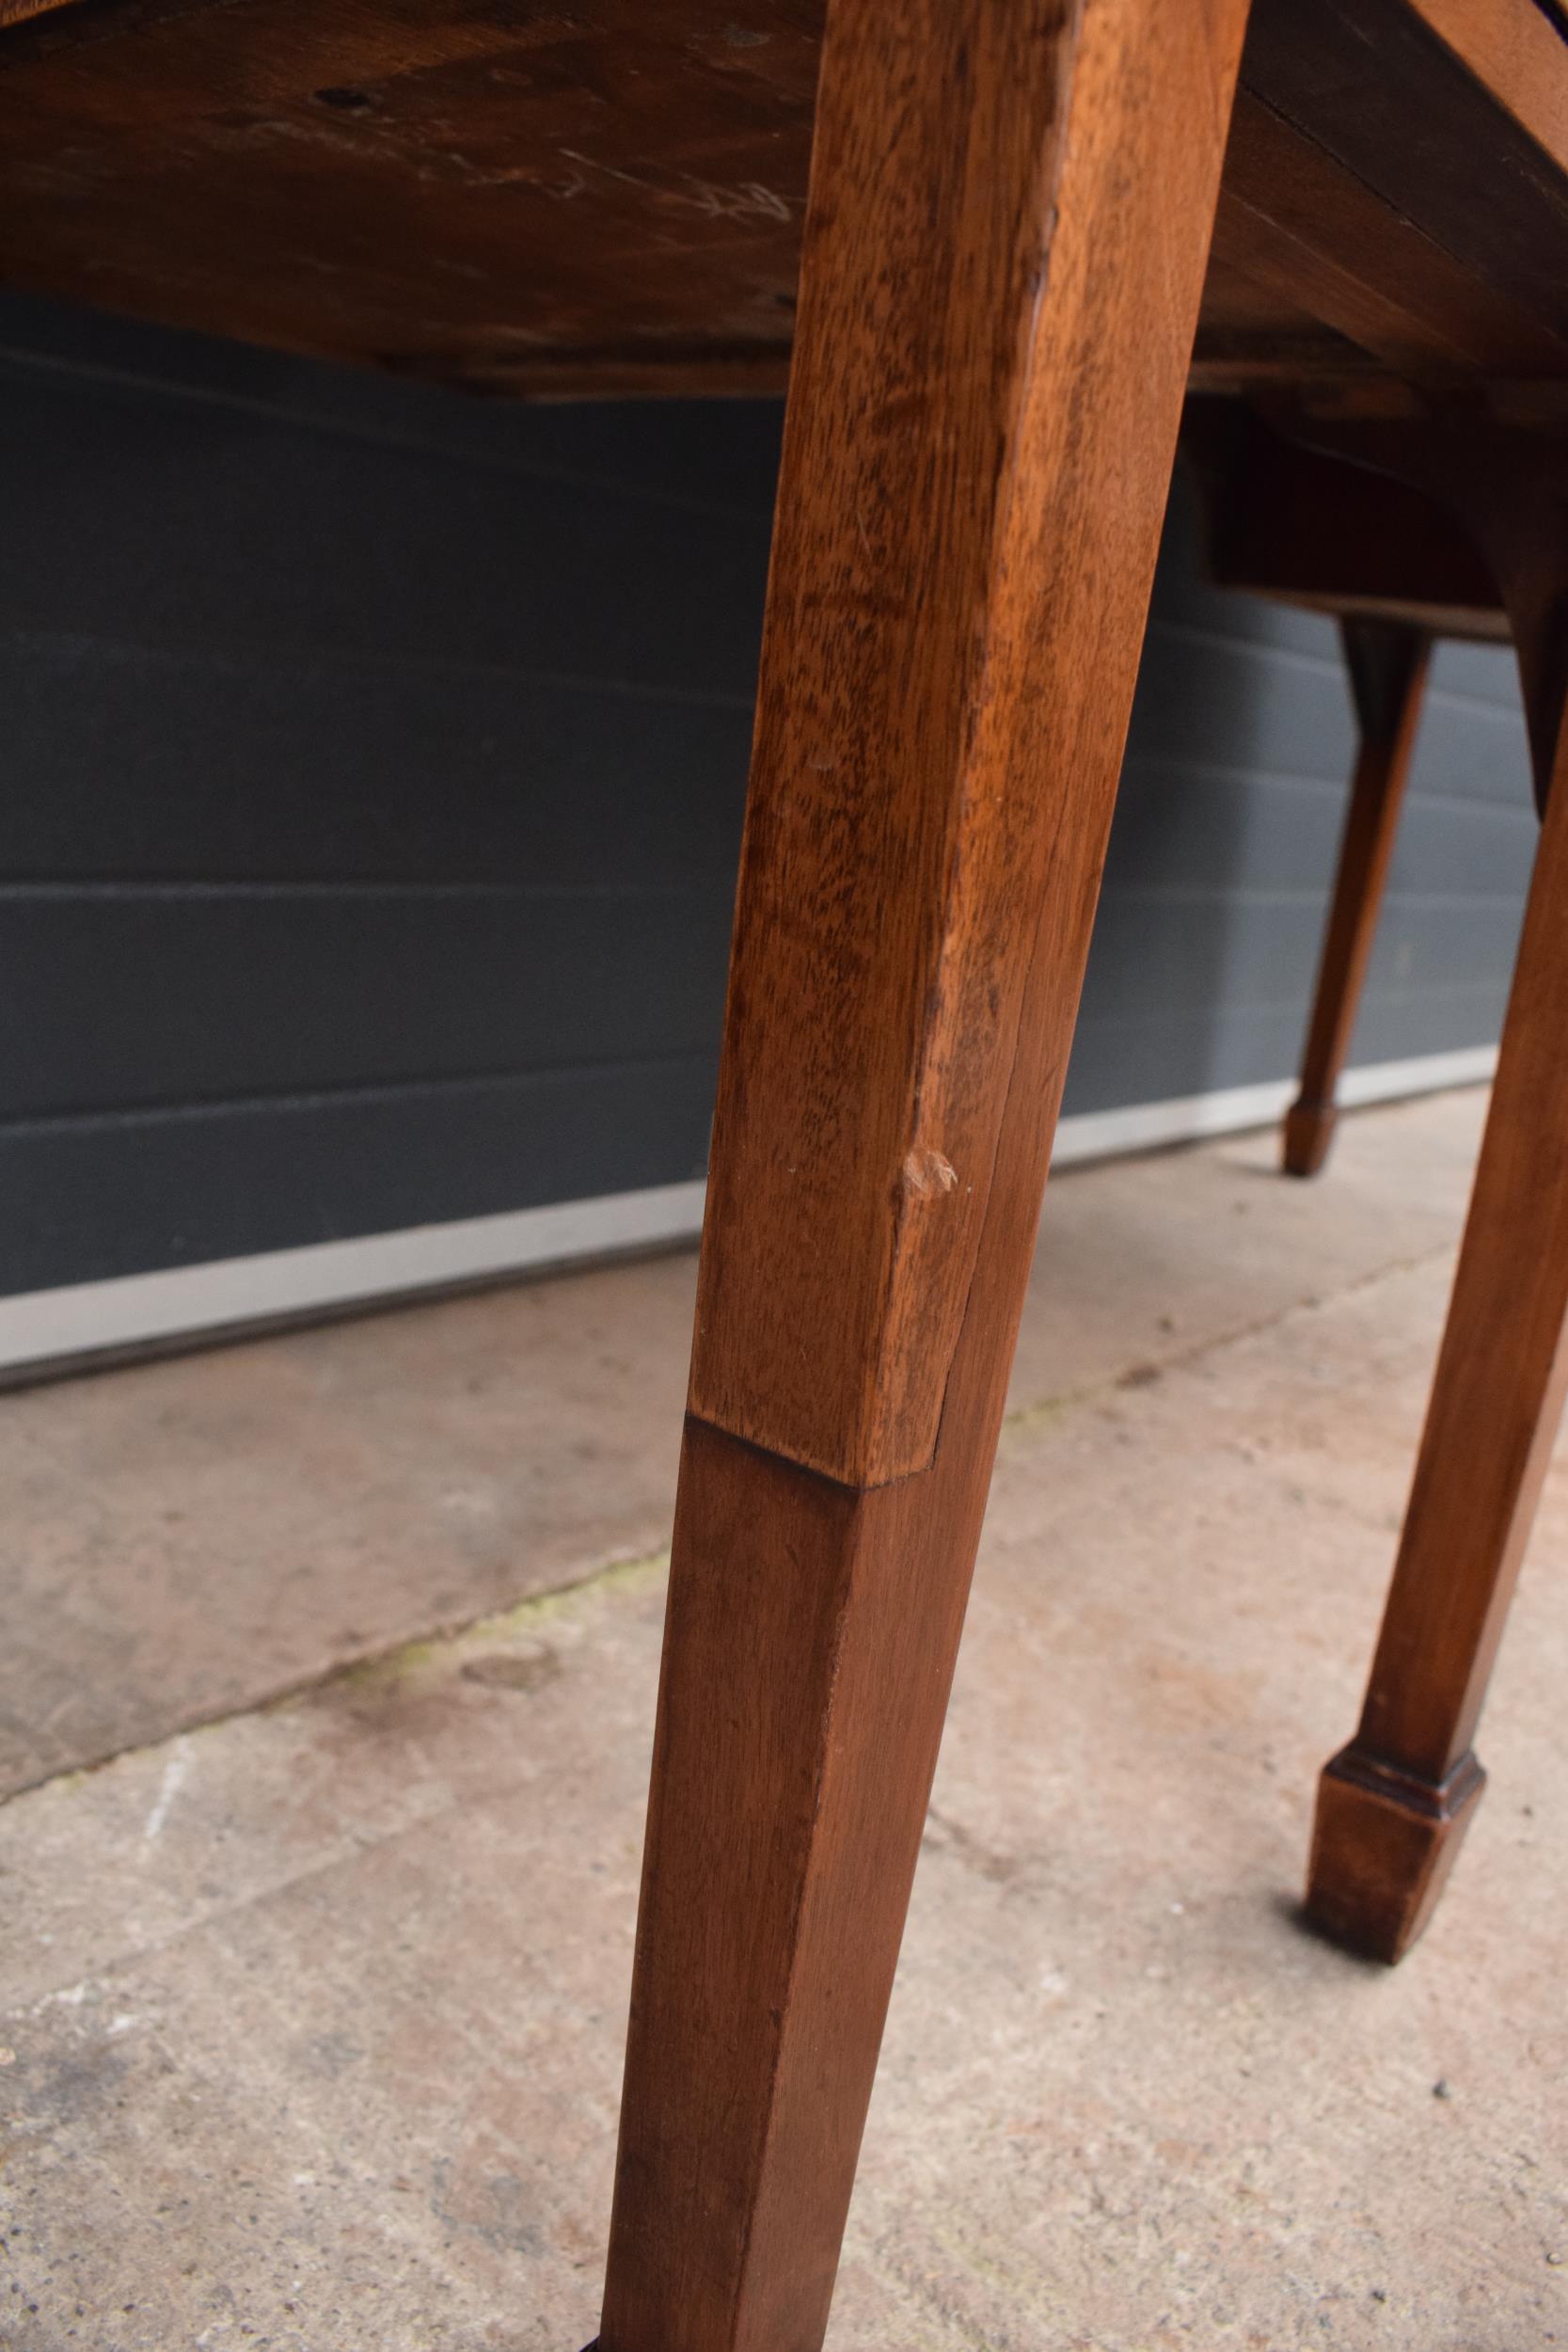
[1233,0,1568,372]
[0,0,820,398]
[1259,411,1568,808]
[681,0,1230,1485]
[1182,399,1509,637]
[597,0,1247,2343]
[2,0,1567,401]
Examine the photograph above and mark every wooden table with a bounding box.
[6,4,1568,2345]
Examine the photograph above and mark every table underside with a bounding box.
[4,0,1568,405]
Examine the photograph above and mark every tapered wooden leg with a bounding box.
[1283,621,1430,1177]
[588,4,1249,2347]
[1307,617,1568,1963]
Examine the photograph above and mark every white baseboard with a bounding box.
[0,1178,708,1379]
[0,1042,1497,1379]
[1046,1042,1498,1168]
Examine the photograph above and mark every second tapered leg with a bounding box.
[1284,621,1431,1178]
[1307,596,1568,1962]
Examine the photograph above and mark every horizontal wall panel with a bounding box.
[0,290,787,516]
[1114,691,1533,898]
[1063,980,1510,1119]
[1350,981,1512,1065]
[0,371,772,698]
[1128,621,1353,782]
[1426,638,1526,708]
[1409,691,1533,809]
[1386,794,1536,898]
[1,1059,718,1295]
[2,888,736,1117]
[1077,888,1524,1035]
[1107,763,1534,903]
[1363,897,1527,1002]
[0,637,752,884]
[0,286,1537,1314]
[1105,757,1348,897]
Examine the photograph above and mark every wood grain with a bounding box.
[4,0,1568,399]
[1410,0,1568,173]
[1215,86,1568,381]
[1241,0,1568,355]
[595,1,1248,2345]
[0,0,823,392]
[686,0,1249,1486]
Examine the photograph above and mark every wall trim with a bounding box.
[1046,1042,1497,1168]
[0,1178,708,1381]
[0,1042,1497,1381]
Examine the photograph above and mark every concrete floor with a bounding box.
[4,1087,1567,2351]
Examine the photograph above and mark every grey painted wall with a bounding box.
[0,292,1536,1297]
